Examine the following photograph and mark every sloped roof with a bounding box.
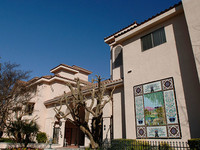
[51,64,92,75]
[44,78,123,106]
[104,2,182,42]
[28,74,92,86]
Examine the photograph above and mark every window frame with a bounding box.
[53,122,61,144]
[141,27,166,51]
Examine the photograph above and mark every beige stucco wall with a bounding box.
[111,12,195,141]
[44,105,67,146]
[170,5,200,138]
[75,72,89,81]
[56,70,89,81]
[102,92,113,142]
[181,0,200,137]
[112,86,125,139]
[56,71,76,80]
[49,82,69,98]
[29,83,70,133]
[182,0,200,82]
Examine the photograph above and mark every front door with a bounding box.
[65,128,72,145]
[64,120,84,146]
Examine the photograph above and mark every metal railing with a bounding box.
[100,140,190,150]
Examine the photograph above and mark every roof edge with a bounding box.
[50,64,92,75]
[104,1,182,43]
[44,78,123,106]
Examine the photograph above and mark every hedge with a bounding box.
[0,138,14,143]
[188,138,200,150]
[36,132,47,143]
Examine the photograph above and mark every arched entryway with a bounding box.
[64,120,84,146]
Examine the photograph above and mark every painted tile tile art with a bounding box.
[133,77,181,139]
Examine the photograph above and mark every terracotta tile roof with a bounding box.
[42,75,54,79]
[104,1,182,41]
[28,77,39,83]
[17,77,38,86]
[28,74,92,86]
[51,64,92,75]
[44,78,123,105]
[50,64,73,72]
[17,80,28,85]
[81,78,123,91]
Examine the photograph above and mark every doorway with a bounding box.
[64,120,84,146]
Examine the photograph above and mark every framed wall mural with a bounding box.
[134,77,181,139]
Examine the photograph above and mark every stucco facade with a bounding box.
[23,64,122,147]
[182,0,200,81]
[25,64,94,147]
[105,1,200,142]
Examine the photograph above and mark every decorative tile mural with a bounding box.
[168,125,181,138]
[137,127,146,138]
[134,77,181,139]
[135,96,145,126]
[147,126,167,138]
[134,85,143,96]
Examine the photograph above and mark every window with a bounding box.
[141,27,166,51]
[134,77,181,139]
[114,46,123,68]
[25,103,35,115]
[53,127,60,144]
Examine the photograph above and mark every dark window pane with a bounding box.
[153,27,166,47]
[114,46,123,68]
[141,34,153,51]
[53,127,59,144]
[25,103,34,115]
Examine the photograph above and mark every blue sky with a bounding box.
[0,0,180,81]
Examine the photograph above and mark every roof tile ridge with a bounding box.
[27,77,39,83]
[50,64,77,72]
[42,75,54,79]
[104,1,182,40]
[115,1,182,38]
[104,21,138,40]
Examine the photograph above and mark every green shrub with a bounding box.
[0,138,14,143]
[158,142,172,150]
[109,139,151,150]
[36,132,47,143]
[188,138,200,150]
[108,139,174,150]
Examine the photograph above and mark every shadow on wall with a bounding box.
[173,12,200,138]
[113,46,124,79]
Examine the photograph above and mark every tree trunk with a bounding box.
[80,125,99,149]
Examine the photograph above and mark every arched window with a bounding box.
[114,46,123,68]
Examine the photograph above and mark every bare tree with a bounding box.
[54,76,115,149]
[0,61,36,138]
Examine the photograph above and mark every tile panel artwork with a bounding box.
[134,77,181,139]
